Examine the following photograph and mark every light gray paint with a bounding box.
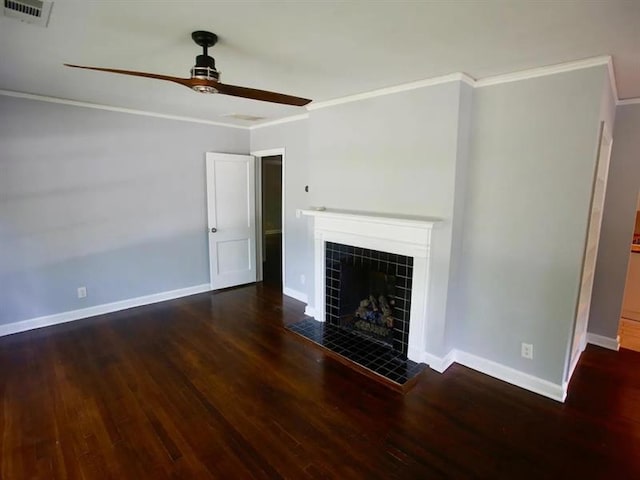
[457,67,607,384]
[562,68,617,379]
[0,96,248,325]
[308,82,462,216]
[308,81,469,356]
[589,104,640,338]
[250,120,311,296]
[443,82,474,353]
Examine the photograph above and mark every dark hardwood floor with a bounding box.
[1,284,639,479]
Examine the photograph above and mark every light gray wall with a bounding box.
[308,81,468,356]
[308,82,462,216]
[0,96,248,325]
[250,119,311,295]
[589,104,640,338]
[443,82,474,353]
[456,66,607,384]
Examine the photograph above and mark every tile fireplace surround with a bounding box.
[300,208,439,365]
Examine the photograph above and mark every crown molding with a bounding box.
[475,55,611,88]
[303,56,615,114]
[2,55,619,130]
[250,113,309,130]
[307,72,475,111]
[618,97,640,106]
[0,89,249,130]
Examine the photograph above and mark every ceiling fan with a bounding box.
[65,31,312,107]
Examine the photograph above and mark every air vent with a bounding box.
[3,0,53,27]
[222,114,267,122]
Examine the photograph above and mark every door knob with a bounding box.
[210,227,217,233]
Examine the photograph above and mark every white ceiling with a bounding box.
[1,1,639,126]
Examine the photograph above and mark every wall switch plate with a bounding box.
[77,286,87,299]
[300,274,306,285]
[521,342,534,359]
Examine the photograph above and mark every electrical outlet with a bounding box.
[300,274,306,285]
[77,286,87,299]
[521,342,534,359]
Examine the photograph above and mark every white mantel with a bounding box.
[300,208,440,363]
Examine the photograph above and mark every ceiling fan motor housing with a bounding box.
[190,54,220,93]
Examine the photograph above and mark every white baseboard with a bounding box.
[586,332,620,351]
[566,342,586,388]
[420,349,564,401]
[422,349,456,373]
[283,287,308,304]
[0,283,211,338]
[454,350,566,402]
[303,305,318,318]
[561,330,588,388]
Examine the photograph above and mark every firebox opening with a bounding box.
[338,263,396,346]
[325,242,413,357]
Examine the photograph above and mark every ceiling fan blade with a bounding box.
[215,82,312,106]
[64,64,192,88]
[64,64,312,106]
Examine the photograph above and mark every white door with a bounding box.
[570,123,613,370]
[206,152,257,290]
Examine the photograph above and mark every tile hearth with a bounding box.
[287,318,426,388]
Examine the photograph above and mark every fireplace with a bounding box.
[295,209,438,382]
[325,242,413,357]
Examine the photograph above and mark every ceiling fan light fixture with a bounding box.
[192,84,217,94]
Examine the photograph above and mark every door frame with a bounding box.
[251,147,286,290]
[565,121,613,384]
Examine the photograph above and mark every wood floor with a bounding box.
[619,317,640,352]
[1,284,639,479]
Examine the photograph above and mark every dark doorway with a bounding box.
[261,155,282,287]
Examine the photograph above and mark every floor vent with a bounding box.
[3,0,53,27]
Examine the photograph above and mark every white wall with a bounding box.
[589,103,640,338]
[456,66,607,384]
[0,96,249,325]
